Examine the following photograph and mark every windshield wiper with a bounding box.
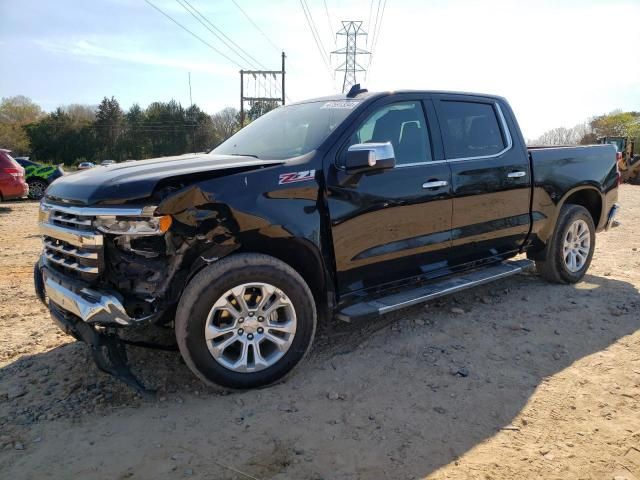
[228,153,259,159]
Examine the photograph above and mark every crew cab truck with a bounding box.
[34,87,620,391]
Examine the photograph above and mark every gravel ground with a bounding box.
[0,186,638,479]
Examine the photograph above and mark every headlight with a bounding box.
[93,215,172,236]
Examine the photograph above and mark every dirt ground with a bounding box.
[0,186,638,480]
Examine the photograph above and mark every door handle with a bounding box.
[422,180,448,189]
[507,171,527,178]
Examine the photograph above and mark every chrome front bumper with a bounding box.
[42,267,134,326]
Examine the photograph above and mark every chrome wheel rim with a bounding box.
[204,282,297,372]
[563,219,590,273]
[28,181,46,199]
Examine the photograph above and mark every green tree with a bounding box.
[210,107,239,146]
[590,111,640,138]
[145,100,188,157]
[123,103,150,159]
[246,100,279,123]
[95,96,124,160]
[25,108,96,165]
[0,95,44,154]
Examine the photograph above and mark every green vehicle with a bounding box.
[14,157,65,200]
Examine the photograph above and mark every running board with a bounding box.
[336,259,534,322]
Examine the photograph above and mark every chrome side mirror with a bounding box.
[344,142,396,174]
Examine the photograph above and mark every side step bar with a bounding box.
[336,259,534,322]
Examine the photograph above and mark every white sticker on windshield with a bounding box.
[320,101,360,109]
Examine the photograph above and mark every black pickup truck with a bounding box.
[34,87,620,390]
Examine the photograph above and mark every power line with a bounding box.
[176,0,282,97]
[367,0,375,45]
[177,0,263,70]
[370,0,388,54]
[143,0,243,69]
[368,0,388,74]
[323,0,336,47]
[299,0,333,83]
[229,0,280,53]
[370,0,382,53]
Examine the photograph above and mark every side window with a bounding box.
[438,101,507,159]
[343,101,433,166]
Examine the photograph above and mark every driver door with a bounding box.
[326,96,453,296]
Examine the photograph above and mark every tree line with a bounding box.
[529,111,640,146]
[0,95,276,165]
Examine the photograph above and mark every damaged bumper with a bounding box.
[35,262,162,393]
[44,267,134,326]
[35,262,158,327]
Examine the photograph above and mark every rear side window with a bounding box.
[343,101,433,166]
[438,101,506,159]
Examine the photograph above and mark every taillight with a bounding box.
[616,152,623,162]
[2,167,24,177]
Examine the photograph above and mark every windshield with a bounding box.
[213,100,360,159]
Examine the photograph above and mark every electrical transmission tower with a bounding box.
[332,21,370,93]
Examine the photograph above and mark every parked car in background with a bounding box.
[101,159,116,166]
[0,149,28,201]
[77,162,95,170]
[14,157,64,200]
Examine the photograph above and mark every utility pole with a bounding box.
[239,52,286,128]
[240,69,244,127]
[332,21,370,93]
[188,72,195,152]
[281,51,286,105]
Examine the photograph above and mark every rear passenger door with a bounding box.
[433,95,531,266]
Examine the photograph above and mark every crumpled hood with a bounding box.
[45,153,282,205]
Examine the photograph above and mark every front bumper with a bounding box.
[36,262,153,327]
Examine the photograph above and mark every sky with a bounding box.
[1,0,639,139]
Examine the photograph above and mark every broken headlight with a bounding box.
[93,215,172,236]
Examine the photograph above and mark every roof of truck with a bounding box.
[289,89,507,105]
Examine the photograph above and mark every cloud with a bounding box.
[34,38,236,77]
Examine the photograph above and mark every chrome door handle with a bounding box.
[422,180,448,189]
[507,171,527,178]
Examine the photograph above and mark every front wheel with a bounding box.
[535,204,595,284]
[175,254,317,389]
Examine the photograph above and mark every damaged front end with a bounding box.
[35,201,195,392]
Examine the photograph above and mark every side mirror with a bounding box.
[344,142,396,174]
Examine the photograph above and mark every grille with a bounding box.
[49,211,94,231]
[40,205,104,280]
[43,238,101,275]
[39,202,153,281]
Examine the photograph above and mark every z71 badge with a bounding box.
[279,170,316,185]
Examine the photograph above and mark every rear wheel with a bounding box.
[175,253,317,389]
[536,204,595,284]
[27,179,48,200]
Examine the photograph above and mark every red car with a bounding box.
[0,149,29,200]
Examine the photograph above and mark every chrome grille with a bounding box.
[50,211,94,231]
[40,204,103,279]
[39,202,155,280]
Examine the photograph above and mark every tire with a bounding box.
[27,179,48,200]
[535,204,596,284]
[175,253,317,389]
